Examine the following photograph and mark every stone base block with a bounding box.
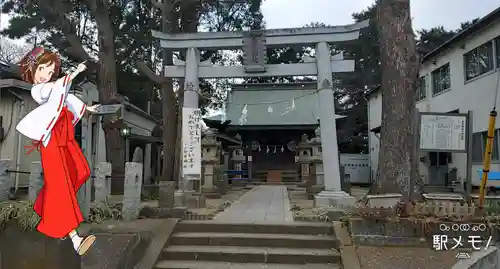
[307,184,324,199]
[186,194,206,208]
[202,187,219,196]
[203,191,222,199]
[314,190,356,209]
[366,193,402,207]
[158,181,175,208]
[172,207,187,218]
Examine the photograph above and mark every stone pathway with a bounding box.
[213,185,294,222]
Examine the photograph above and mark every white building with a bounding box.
[368,6,500,188]
[0,65,159,192]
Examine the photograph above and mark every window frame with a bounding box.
[464,40,494,81]
[75,121,82,147]
[495,36,500,68]
[471,129,500,163]
[431,63,451,95]
[416,76,426,101]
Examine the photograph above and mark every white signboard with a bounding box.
[93,104,123,115]
[182,107,202,176]
[419,114,467,152]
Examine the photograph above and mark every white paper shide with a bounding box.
[182,107,202,176]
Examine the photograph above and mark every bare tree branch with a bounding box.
[136,60,168,86]
[151,0,165,10]
[0,38,31,64]
[38,0,91,61]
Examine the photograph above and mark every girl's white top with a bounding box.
[16,74,86,147]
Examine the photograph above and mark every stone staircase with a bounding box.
[154,220,342,269]
[250,169,299,185]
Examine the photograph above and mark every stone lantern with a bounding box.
[201,128,221,193]
[307,126,324,198]
[297,134,312,186]
[231,134,246,172]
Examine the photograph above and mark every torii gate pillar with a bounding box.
[314,41,355,208]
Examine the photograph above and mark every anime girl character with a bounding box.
[15,47,101,256]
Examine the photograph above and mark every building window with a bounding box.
[464,41,494,81]
[75,121,82,147]
[496,36,500,68]
[416,76,426,101]
[472,129,500,162]
[431,63,450,95]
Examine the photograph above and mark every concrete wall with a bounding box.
[368,16,500,186]
[367,90,382,181]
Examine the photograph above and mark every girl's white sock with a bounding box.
[69,230,83,251]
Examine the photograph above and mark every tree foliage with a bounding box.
[1,0,161,110]
[0,0,263,184]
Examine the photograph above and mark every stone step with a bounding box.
[154,260,340,269]
[160,245,340,264]
[245,181,299,186]
[175,221,333,235]
[170,232,338,249]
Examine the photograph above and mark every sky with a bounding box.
[261,0,500,31]
[1,1,499,43]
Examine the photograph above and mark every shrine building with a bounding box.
[204,81,352,184]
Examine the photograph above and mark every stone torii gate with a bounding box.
[152,20,369,207]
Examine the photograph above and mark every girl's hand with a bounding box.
[68,60,88,83]
[76,61,87,73]
[86,104,101,113]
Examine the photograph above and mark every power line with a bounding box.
[228,89,320,106]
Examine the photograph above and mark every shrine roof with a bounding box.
[225,82,345,126]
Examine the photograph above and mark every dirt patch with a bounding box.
[356,246,458,269]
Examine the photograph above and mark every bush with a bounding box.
[0,200,40,231]
[0,200,122,232]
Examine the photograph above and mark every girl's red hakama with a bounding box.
[34,106,90,239]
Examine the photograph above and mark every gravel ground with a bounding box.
[356,246,459,269]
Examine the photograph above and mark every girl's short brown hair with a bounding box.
[18,47,61,84]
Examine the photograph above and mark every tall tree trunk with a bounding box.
[160,52,177,183]
[90,1,125,193]
[38,0,124,192]
[173,89,184,186]
[373,0,422,199]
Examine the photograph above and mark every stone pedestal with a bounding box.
[366,193,402,207]
[0,159,11,201]
[201,128,221,193]
[158,181,176,209]
[314,190,356,208]
[28,161,43,202]
[144,143,152,183]
[201,164,217,193]
[172,190,188,218]
[231,146,246,185]
[122,162,143,220]
[186,194,206,208]
[94,162,112,204]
